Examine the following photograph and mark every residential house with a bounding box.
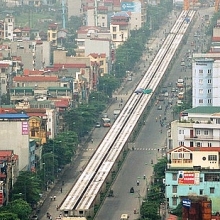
[169,106,220,149]
[0,150,19,206]
[110,11,131,48]
[165,146,220,215]
[47,23,59,47]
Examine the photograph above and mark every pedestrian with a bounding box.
[60,187,62,193]
[156,117,157,122]
[56,205,59,211]
[50,196,53,201]
[62,180,64,186]
[54,195,56,201]
[91,138,93,143]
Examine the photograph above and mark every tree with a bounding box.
[0,212,19,220]
[140,201,161,220]
[11,172,41,206]
[9,199,32,220]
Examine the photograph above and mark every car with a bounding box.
[95,122,101,128]
[171,87,176,92]
[31,215,38,220]
[164,92,169,97]
[134,88,144,94]
[168,98,173,104]
[157,105,162,110]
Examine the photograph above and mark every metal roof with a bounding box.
[0,113,29,119]
[183,106,220,114]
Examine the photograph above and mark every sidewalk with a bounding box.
[38,11,177,220]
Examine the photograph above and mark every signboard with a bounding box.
[121,2,141,13]
[182,199,191,208]
[22,121,29,135]
[178,171,200,185]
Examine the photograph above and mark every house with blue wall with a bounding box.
[165,146,220,214]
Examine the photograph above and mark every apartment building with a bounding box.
[169,106,220,149]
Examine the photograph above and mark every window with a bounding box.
[172,173,177,181]
[199,79,203,84]
[199,89,203,94]
[205,173,220,181]
[208,99,212,104]
[208,89,212,94]
[199,69,203,74]
[113,27,116,32]
[208,79,212,84]
[199,99,203,103]
[216,119,220,124]
[196,130,200,135]
[207,69,212,74]
[102,16,105,19]
[100,61,103,66]
[172,185,177,193]
[113,34,116,39]
[210,187,215,193]
[172,197,177,206]
[208,155,217,161]
[200,177,203,182]
[204,130,208,135]
[199,189,203,195]
[208,143,212,147]
[179,141,184,146]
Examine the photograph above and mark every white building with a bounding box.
[169,106,220,149]
[3,15,14,41]
[110,11,131,48]
[192,58,220,107]
[0,113,29,171]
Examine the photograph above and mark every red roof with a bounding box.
[170,146,220,153]
[23,69,44,76]
[27,113,47,117]
[89,53,106,59]
[54,99,69,108]
[0,63,9,68]
[13,76,59,82]
[166,214,178,220]
[54,63,87,68]
[212,37,220,42]
[0,150,14,157]
[0,108,17,114]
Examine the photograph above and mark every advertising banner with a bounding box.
[121,2,141,13]
[178,171,200,185]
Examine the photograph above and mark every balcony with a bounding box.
[184,135,220,141]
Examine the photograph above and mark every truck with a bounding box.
[114,109,121,119]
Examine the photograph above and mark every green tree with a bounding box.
[0,212,19,220]
[11,171,41,206]
[9,199,32,220]
[98,74,120,97]
[140,201,161,220]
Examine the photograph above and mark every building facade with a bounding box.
[165,146,220,214]
[169,106,220,149]
[192,58,220,107]
[0,114,29,171]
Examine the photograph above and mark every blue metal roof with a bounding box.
[0,113,29,119]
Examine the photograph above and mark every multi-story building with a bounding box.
[0,150,19,206]
[110,11,131,48]
[192,57,220,107]
[165,146,220,214]
[0,113,29,171]
[47,23,58,47]
[3,15,14,41]
[169,106,220,149]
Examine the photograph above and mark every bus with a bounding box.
[101,117,111,127]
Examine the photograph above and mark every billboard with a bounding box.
[178,171,200,185]
[121,2,141,13]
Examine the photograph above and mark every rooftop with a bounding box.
[182,106,220,114]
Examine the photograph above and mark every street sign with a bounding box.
[182,199,191,208]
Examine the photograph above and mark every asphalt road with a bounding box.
[38,7,213,220]
[95,7,214,220]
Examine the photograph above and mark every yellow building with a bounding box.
[29,116,47,146]
[47,23,58,46]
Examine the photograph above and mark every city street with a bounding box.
[38,7,213,220]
